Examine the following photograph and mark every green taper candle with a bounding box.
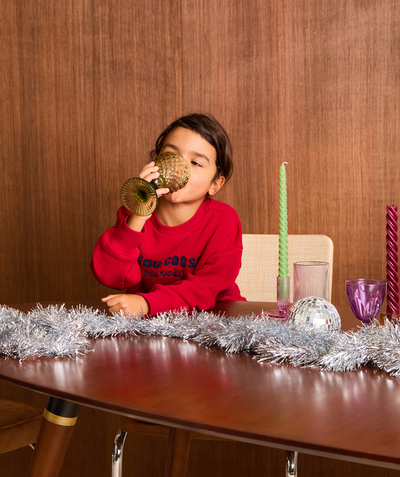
[278,162,289,278]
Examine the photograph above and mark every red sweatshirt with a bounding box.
[90,197,245,315]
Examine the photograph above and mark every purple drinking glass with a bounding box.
[345,279,387,326]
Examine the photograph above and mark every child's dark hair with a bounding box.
[151,113,233,183]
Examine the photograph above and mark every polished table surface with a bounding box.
[2,300,400,473]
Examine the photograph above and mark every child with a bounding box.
[90,113,245,316]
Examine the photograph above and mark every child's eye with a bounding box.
[191,160,202,167]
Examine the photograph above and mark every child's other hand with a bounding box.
[102,294,150,316]
[139,161,169,197]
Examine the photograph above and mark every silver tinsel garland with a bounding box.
[2,304,400,378]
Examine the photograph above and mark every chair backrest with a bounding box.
[236,234,334,302]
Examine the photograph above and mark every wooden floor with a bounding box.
[1,381,400,477]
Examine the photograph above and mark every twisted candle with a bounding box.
[386,205,399,315]
[278,163,289,278]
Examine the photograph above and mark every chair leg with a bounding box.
[111,428,128,477]
[285,450,298,477]
[164,428,192,477]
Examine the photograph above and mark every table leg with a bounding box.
[28,396,80,477]
[164,427,192,477]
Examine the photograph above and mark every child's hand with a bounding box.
[102,294,150,316]
[139,161,169,198]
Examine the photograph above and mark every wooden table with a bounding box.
[1,300,399,476]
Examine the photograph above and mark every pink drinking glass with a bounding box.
[345,279,387,326]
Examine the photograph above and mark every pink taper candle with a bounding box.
[386,205,399,315]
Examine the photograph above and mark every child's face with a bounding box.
[160,127,224,205]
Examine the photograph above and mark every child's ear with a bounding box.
[208,176,226,196]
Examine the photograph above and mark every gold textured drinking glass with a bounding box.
[121,152,190,216]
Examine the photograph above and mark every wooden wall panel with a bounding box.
[2,0,398,306]
[181,0,400,306]
[0,0,181,304]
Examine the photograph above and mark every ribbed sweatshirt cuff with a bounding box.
[137,290,173,316]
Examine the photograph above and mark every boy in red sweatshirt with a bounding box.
[90,113,245,316]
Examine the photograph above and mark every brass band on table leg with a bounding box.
[43,409,78,427]
[42,396,80,426]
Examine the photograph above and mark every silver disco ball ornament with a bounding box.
[288,297,341,331]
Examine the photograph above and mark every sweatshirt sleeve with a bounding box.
[90,207,144,290]
[138,213,244,315]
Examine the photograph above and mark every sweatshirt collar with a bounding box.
[151,197,212,235]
